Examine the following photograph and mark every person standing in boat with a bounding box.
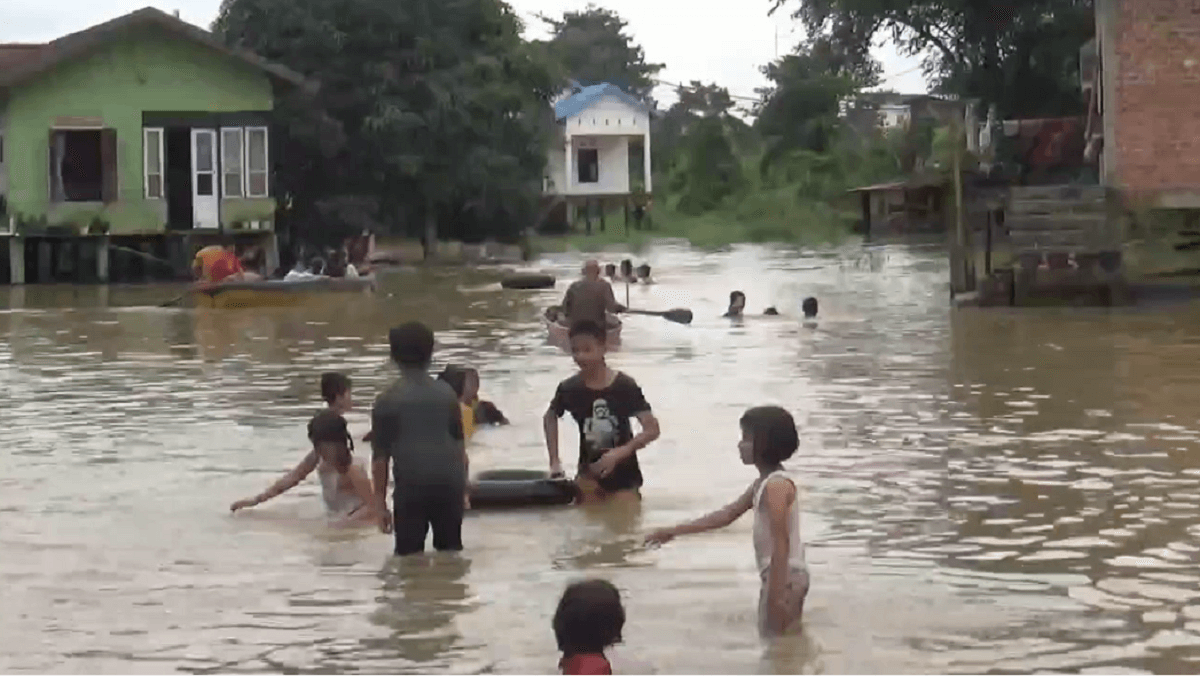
[560,260,625,329]
[543,320,660,504]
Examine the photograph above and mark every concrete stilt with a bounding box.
[7,236,24,284]
[96,236,110,283]
[264,232,280,273]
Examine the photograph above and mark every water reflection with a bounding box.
[370,555,474,669]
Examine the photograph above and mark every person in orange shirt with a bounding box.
[192,244,226,281]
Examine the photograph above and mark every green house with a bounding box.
[0,7,306,236]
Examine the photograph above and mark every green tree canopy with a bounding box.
[213,0,558,253]
[754,38,865,175]
[769,0,1093,118]
[537,5,664,100]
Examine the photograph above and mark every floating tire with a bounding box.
[500,273,556,290]
[470,469,576,509]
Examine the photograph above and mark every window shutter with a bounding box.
[100,128,118,204]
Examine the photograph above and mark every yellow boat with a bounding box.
[193,276,377,309]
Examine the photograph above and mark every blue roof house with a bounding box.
[545,82,651,199]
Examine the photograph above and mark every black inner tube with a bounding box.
[470,469,576,508]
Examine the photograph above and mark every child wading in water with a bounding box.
[645,406,808,636]
[554,579,625,675]
[230,375,388,529]
[544,320,660,504]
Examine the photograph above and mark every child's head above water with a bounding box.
[636,263,651,279]
[619,259,634,278]
[802,296,818,319]
[728,290,747,315]
[567,320,608,372]
[389,321,435,368]
[604,263,617,278]
[307,410,353,473]
[554,579,625,659]
[438,365,479,403]
[738,405,799,469]
[320,372,353,412]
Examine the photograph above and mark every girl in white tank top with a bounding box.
[230,374,385,529]
[645,406,809,636]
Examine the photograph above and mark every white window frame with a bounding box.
[220,127,244,198]
[244,126,269,198]
[143,127,164,199]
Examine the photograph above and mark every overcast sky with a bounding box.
[3,0,929,107]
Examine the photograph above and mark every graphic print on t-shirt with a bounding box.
[582,398,619,457]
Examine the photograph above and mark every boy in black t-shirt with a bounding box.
[543,319,661,504]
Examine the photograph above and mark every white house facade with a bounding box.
[545,83,651,198]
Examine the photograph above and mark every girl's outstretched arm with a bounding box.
[230,451,318,512]
[644,483,755,545]
[762,476,798,633]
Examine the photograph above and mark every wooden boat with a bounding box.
[193,276,376,309]
[542,307,622,347]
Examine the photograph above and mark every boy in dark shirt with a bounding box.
[371,322,469,555]
[543,320,660,504]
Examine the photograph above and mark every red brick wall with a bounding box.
[1114,0,1200,198]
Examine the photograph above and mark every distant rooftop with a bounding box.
[553,82,647,121]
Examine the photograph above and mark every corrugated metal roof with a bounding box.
[847,174,951,192]
[553,82,646,121]
[0,8,308,89]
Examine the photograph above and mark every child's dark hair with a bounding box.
[568,319,607,343]
[307,410,353,472]
[389,322,435,367]
[730,290,746,304]
[553,579,625,657]
[619,259,633,276]
[320,372,351,404]
[636,263,650,277]
[740,406,799,466]
[438,364,468,399]
[604,263,616,276]
[802,297,818,318]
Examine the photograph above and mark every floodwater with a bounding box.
[4,242,1200,674]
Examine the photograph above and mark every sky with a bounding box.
[2,0,930,108]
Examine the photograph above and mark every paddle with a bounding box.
[159,292,188,308]
[622,307,693,325]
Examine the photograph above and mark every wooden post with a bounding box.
[950,115,967,294]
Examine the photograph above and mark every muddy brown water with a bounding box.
[3,242,1200,673]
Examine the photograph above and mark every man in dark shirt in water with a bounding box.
[561,259,625,328]
[371,322,469,555]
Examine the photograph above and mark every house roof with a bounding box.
[553,82,647,121]
[0,44,47,72]
[0,7,309,90]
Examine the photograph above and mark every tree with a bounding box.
[673,117,744,215]
[768,0,1093,118]
[652,81,739,176]
[754,38,864,176]
[537,5,664,100]
[213,0,557,257]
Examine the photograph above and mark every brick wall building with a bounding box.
[1095,0,1200,207]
